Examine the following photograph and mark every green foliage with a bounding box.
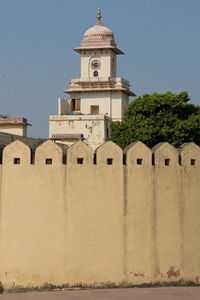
[109,91,200,148]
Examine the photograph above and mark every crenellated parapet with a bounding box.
[1,139,200,168]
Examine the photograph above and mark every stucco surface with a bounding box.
[125,142,154,283]
[49,113,109,149]
[80,49,116,78]
[0,125,27,137]
[0,140,200,290]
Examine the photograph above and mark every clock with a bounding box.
[91,60,101,69]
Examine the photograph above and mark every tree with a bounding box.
[109,91,200,148]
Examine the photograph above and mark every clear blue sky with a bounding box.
[0,0,200,138]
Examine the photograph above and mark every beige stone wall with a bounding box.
[124,142,154,284]
[49,115,108,149]
[111,91,128,121]
[0,141,67,287]
[80,49,115,78]
[152,143,182,282]
[80,91,111,115]
[0,124,27,137]
[0,139,200,289]
[58,97,71,115]
[179,143,200,281]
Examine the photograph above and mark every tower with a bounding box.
[49,9,135,149]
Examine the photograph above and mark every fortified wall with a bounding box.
[0,139,200,290]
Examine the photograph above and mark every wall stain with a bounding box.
[167,266,180,278]
[62,164,68,277]
[123,165,128,216]
[134,272,145,277]
[0,165,3,276]
[179,166,185,273]
[122,165,128,281]
[152,166,160,277]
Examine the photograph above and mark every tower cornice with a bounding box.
[74,46,124,55]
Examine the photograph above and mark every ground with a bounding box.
[1,287,200,300]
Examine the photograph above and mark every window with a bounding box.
[191,159,196,166]
[77,158,84,164]
[46,158,52,165]
[14,158,20,164]
[75,99,80,111]
[152,154,155,166]
[137,158,143,165]
[165,159,170,166]
[71,99,80,111]
[107,158,113,165]
[91,105,99,115]
[71,99,75,111]
[123,154,126,165]
[93,71,98,77]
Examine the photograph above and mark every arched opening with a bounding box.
[93,71,98,77]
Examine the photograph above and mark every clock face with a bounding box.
[91,60,101,69]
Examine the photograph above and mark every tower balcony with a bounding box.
[69,77,130,88]
[63,77,135,96]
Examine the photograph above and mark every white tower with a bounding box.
[49,9,135,149]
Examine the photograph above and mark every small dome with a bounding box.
[84,24,113,37]
[83,8,115,43]
[79,8,119,50]
[83,23,114,43]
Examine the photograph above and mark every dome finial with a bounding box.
[97,7,102,24]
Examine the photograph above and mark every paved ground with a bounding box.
[0,287,200,300]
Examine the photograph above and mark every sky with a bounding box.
[0,0,200,138]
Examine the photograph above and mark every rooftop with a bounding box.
[0,118,31,126]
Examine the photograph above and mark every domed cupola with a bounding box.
[74,8,124,55]
[83,8,115,46]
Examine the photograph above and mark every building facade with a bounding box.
[0,117,30,137]
[49,9,135,149]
